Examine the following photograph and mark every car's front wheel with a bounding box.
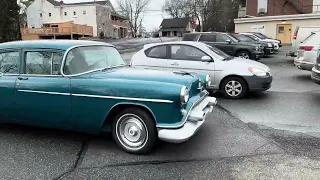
[112,107,157,154]
[221,77,248,99]
[236,50,251,59]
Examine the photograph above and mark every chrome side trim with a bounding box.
[17,89,174,103]
[71,93,174,103]
[18,90,70,96]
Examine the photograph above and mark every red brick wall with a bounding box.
[246,0,313,16]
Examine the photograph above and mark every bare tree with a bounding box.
[117,0,150,38]
[162,0,189,18]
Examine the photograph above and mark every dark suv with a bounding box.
[182,32,264,60]
[231,33,275,56]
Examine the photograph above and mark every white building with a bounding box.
[27,0,129,38]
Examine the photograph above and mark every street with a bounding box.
[0,42,320,179]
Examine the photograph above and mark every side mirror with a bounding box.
[226,39,232,44]
[201,55,212,62]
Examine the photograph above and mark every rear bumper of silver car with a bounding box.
[158,96,217,143]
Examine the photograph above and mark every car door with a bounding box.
[15,49,72,129]
[0,50,20,122]
[215,34,234,55]
[138,45,169,70]
[167,44,215,84]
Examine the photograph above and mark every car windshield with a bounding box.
[232,34,254,42]
[228,35,239,42]
[253,33,267,39]
[64,46,126,75]
[205,44,231,60]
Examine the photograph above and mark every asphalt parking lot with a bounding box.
[1,44,320,179]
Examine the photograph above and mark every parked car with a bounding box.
[0,40,217,154]
[294,31,320,71]
[239,32,281,51]
[131,41,273,99]
[230,33,274,56]
[288,26,320,57]
[311,50,320,84]
[182,32,264,61]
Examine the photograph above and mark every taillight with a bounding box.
[299,46,314,51]
[293,34,297,40]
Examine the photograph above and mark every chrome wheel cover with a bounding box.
[116,114,148,150]
[238,52,250,59]
[225,80,242,97]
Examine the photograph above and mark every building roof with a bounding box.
[47,0,111,6]
[0,40,112,51]
[159,18,190,29]
[234,13,320,24]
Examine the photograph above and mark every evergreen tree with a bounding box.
[0,0,21,42]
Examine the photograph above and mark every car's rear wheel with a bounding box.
[112,107,157,154]
[221,77,248,99]
[236,51,251,59]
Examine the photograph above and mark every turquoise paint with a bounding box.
[0,40,108,51]
[0,76,18,123]
[15,76,72,129]
[0,40,209,134]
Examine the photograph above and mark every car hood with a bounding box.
[228,57,270,72]
[261,39,280,43]
[89,67,202,94]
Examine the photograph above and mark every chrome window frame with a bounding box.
[0,50,21,75]
[22,49,64,77]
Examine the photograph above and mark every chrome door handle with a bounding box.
[18,77,29,80]
[171,62,179,66]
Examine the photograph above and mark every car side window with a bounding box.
[145,45,167,59]
[199,34,216,42]
[216,34,230,42]
[171,45,207,61]
[0,51,20,74]
[25,51,63,75]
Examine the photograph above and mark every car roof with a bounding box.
[143,41,208,48]
[184,31,227,35]
[0,40,113,51]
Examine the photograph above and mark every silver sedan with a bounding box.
[130,41,272,99]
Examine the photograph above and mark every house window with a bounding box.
[83,10,86,15]
[73,11,76,16]
[49,13,52,17]
[40,13,42,18]
[64,12,67,16]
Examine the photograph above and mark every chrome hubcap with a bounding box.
[225,80,242,97]
[116,114,148,150]
[239,53,250,59]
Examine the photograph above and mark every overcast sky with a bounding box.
[63,0,169,31]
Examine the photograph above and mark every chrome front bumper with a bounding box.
[158,96,217,143]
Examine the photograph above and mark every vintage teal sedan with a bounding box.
[0,40,217,154]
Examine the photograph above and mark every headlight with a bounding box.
[180,86,189,104]
[267,43,272,47]
[248,67,267,76]
[255,46,259,51]
[205,75,211,87]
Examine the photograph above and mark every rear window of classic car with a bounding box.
[64,46,126,75]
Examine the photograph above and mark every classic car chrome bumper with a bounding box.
[158,96,217,143]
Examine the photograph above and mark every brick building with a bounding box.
[246,0,314,17]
